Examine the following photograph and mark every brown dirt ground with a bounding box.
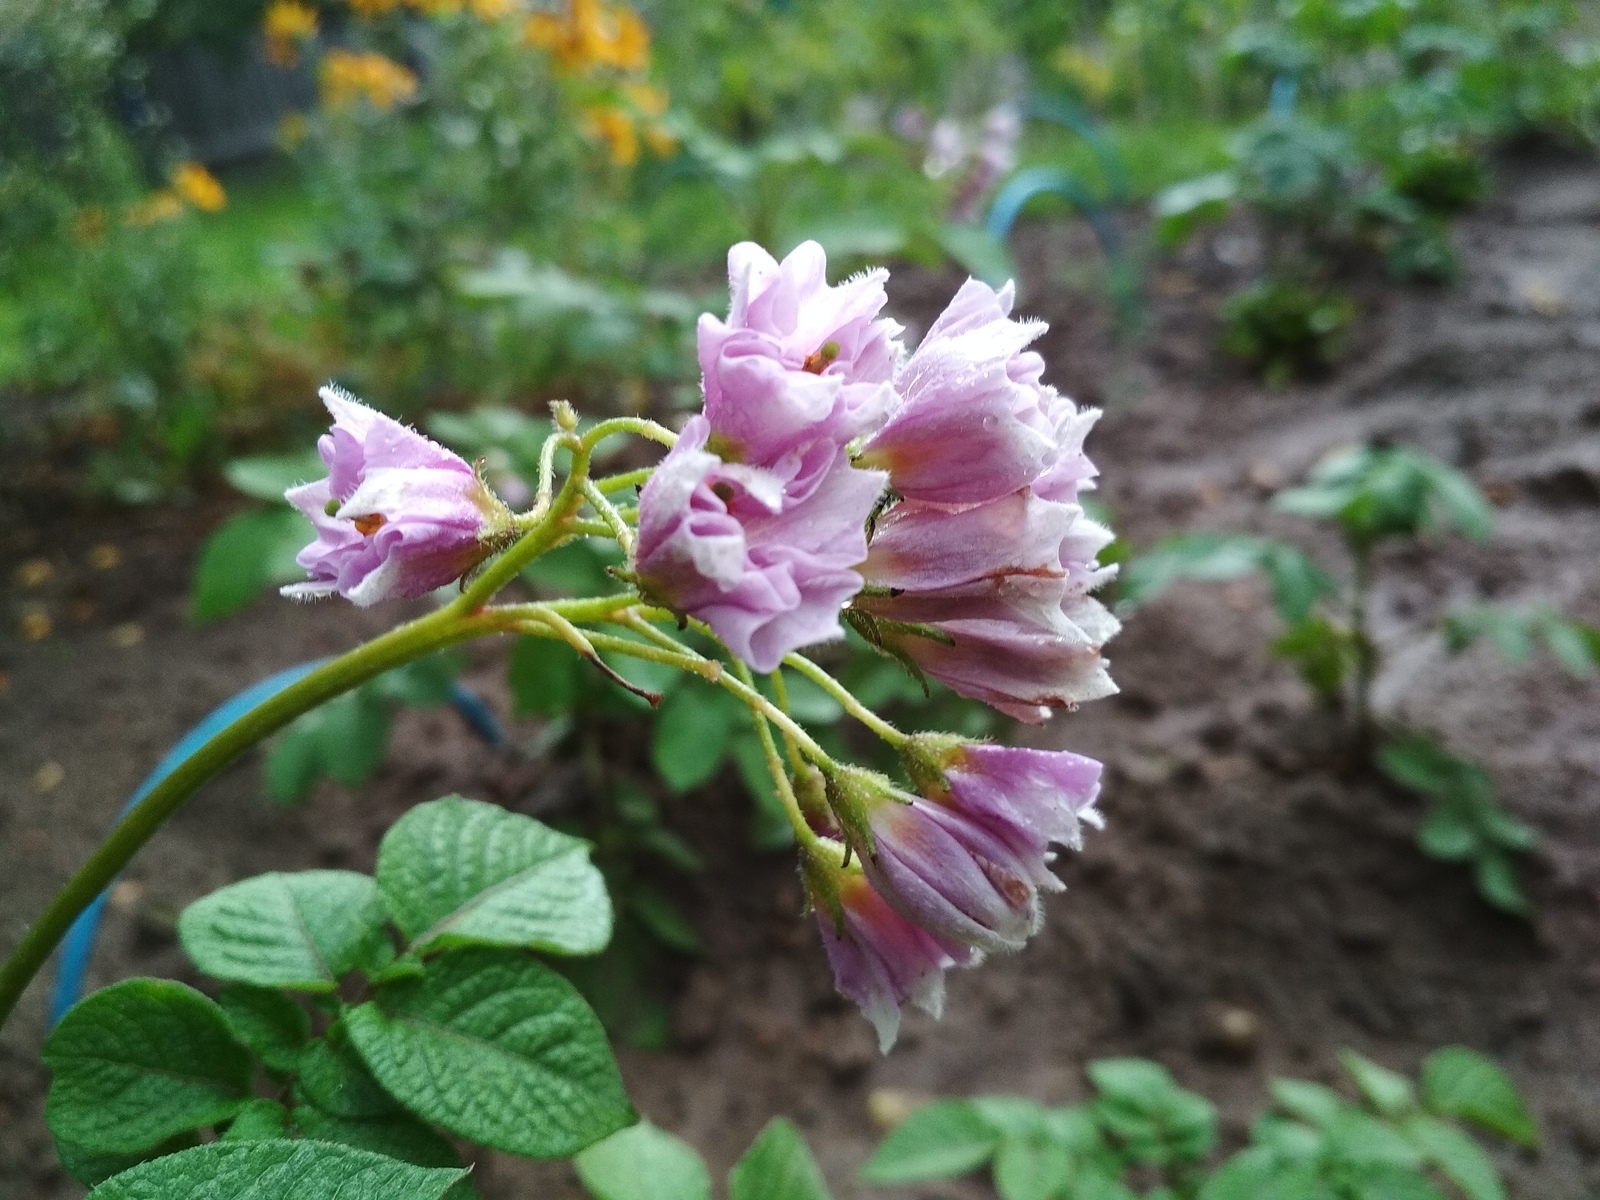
[3,144,1600,1199]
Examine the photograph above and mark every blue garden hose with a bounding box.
[48,661,506,1025]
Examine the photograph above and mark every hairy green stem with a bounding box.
[767,671,809,777]
[592,466,654,495]
[738,663,816,847]
[582,416,677,452]
[784,652,907,748]
[457,441,589,610]
[0,605,516,1029]
[579,478,635,555]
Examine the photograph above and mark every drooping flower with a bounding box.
[697,241,902,469]
[854,489,1119,721]
[824,744,1102,956]
[858,278,1081,506]
[282,387,511,606]
[802,843,977,1053]
[634,416,886,672]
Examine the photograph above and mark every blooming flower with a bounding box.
[635,417,886,672]
[262,0,318,68]
[698,241,902,470]
[283,387,510,606]
[854,488,1119,721]
[803,844,977,1053]
[825,744,1102,956]
[321,50,419,112]
[858,278,1075,506]
[525,0,650,74]
[171,163,226,213]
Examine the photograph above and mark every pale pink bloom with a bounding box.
[283,387,506,606]
[635,416,886,672]
[697,240,902,469]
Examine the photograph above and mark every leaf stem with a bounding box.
[581,416,677,453]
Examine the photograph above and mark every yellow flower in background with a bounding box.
[583,104,638,165]
[321,49,419,111]
[622,80,666,118]
[263,0,319,67]
[1054,44,1114,106]
[526,0,650,74]
[405,0,464,14]
[126,192,184,226]
[466,0,517,18]
[172,162,227,212]
[349,0,403,16]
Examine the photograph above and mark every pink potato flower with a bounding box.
[806,852,978,1053]
[698,240,903,469]
[828,742,1103,956]
[858,278,1088,506]
[282,387,510,606]
[854,489,1120,722]
[634,416,887,672]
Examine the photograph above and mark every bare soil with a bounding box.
[3,145,1600,1199]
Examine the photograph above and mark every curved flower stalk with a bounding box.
[0,246,1119,1061]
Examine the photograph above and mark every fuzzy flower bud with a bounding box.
[802,842,977,1053]
[859,279,1089,506]
[634,416,886,672]
[282,387,511,606]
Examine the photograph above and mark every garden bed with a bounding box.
[3,144,1599,1199]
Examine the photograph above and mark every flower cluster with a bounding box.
[283,240,1117,1049]
[125,163,228,227]
[262,0,318,68]
[633,242,1118,1044]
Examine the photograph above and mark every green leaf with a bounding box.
[1269,1080,1346,1128]
[1117,532,1269,612]
[1472,852,1531,917]
[44,980,252,1154]
[970,1096,1047,1137]
[993,1130,1072,1200]
[1339,1049,1417,1116]
[628,884,701,954]
[1249,1114,1323,1161]
[372,656,462,707]
[179,871,390,991]
[575,1121,710,1200]
[376,795,611,956]
[858,1099,1000,1183]
[317,690,392,787]
[192,508,312,622]
[1321,1110,1424,1168]
[264,721,324,805]
[1416,801,1479,862]
[1088,1058,1218,1165]
[652,684,738,793]
[1270,615,1351,699]
[509,636,584,717]
[1422,1048,1537,1148]
[936,222,1018,288]
[729,1117,832,1200]
[1259,544,1335,623]
[1404,1114,1504,1200]
[1422,461,1494,543]
[56,1133,199,1188]
[223,451,326,504]
[293,1106,474,1195]
[87,1138,467,1199]
[218,985,310,1074]
[1200,1147,1322,1200]
[222,1100,290,1142]
[345,946,634,1157]
[295,1031,402,1120]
